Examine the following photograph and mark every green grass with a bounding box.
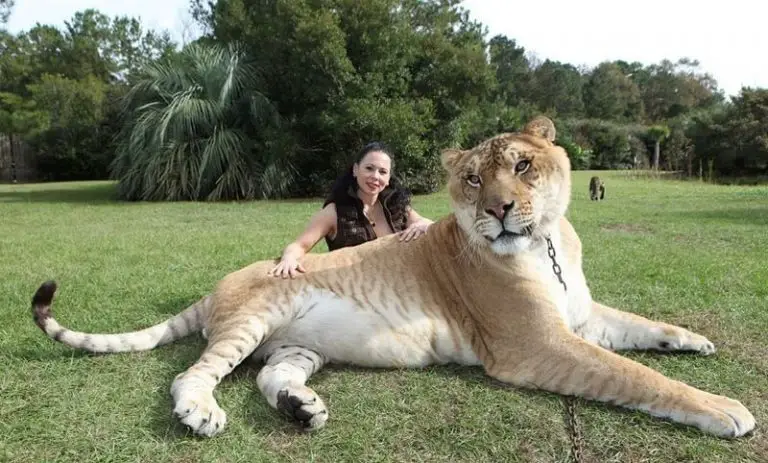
[1,172,766,463]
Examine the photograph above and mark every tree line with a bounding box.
[1,0,766,200]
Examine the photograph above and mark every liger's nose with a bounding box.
[485,201,514,220]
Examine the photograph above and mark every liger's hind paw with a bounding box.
[277,386,328,431]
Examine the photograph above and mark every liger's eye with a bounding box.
[466,174,481,187]
[515,160,531,174]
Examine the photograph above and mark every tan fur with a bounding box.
[32,117,754,440]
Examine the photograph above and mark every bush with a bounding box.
[111,43,290,201]
[562,119,648,169]
[23,74,118,181]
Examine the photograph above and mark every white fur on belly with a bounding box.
[257,286,480,368]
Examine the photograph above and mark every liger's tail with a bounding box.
[31,280,211,353]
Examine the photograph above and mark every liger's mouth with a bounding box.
[488,225,534,242]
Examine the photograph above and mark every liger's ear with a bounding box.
[522,116,556,142]
[441,148,465,172]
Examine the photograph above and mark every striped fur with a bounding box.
[31,116,755,440]
[32,281,212,353]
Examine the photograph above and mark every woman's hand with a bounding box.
[268,258,306,279]
[398,222,430,242]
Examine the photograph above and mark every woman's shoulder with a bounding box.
[321,202,338,213]
[305,202,338,228]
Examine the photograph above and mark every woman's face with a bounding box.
[353,150,392,196]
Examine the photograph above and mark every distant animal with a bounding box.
[29,116,754,439]
[589,176,605,200]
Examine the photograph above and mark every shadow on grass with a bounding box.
[151,295,208,317]
[145,355,271,440]
[0,183,118,204]
[39,344,733,444]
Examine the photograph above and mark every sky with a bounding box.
[6,0,768,98]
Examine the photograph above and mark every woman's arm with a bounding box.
[398,206,434,242]
[269,204,337,278]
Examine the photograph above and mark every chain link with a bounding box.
[545,236,583,463]
[546,236,567,292]
[563,396,584,463]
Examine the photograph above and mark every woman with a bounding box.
[269,142,433,278]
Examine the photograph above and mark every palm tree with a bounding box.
[647,124,671,170]
[111,42,293,201]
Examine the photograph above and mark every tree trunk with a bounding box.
[653,140,660,170]
[9,133,17,183]
[687,154,692,178]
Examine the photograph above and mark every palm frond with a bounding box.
[112,42,293,201]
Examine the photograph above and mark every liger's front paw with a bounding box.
[658,329,716,355]
[173,393,227,437]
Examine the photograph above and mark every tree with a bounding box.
[647,125,671,170]
[725,88,768,174]
[488,35,531,107]
[192,0,496,195]
[0,10,178,181]
[0,91,48,137]
[662,124,694,173]
[583,62,643,121]
[0,0,13,24]
[563,119,648,170]
[528,60,584,118]
[111,42,287,201]
[25,74,113,180]
[640,59,722,122]
[62,9,177,81]
[687,88,768,177]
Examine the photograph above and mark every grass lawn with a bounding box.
[1,171,766,463]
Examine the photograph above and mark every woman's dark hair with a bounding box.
[323,141,412,214]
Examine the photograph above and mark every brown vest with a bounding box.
[325,186,409,251]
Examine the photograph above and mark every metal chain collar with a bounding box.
[544,235,584,463]
[545,236,567,292]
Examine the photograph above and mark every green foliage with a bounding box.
[62,9,177,80]
[637,59,723,122]
[24,74,115,180]
[1,10,175,89]
[528,60,585,118]
[564,119,648,169]
[687,88,768,177]
[647,124,671,141]
[583,62,644,121]
[489,35,531,107]
[203,0,495,195]
[313,96,439,195]
[556,134,592,171]
[646,124,670,170]
[0,91,48,135]
[453,101,533,149]
[28,74,108,127]
[0,0,12,24]
[0,10,178,181]
[2,2,766,188]
[111,42,288,201]
[661,124,694,173]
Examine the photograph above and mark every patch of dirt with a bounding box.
[600,223,654,234]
